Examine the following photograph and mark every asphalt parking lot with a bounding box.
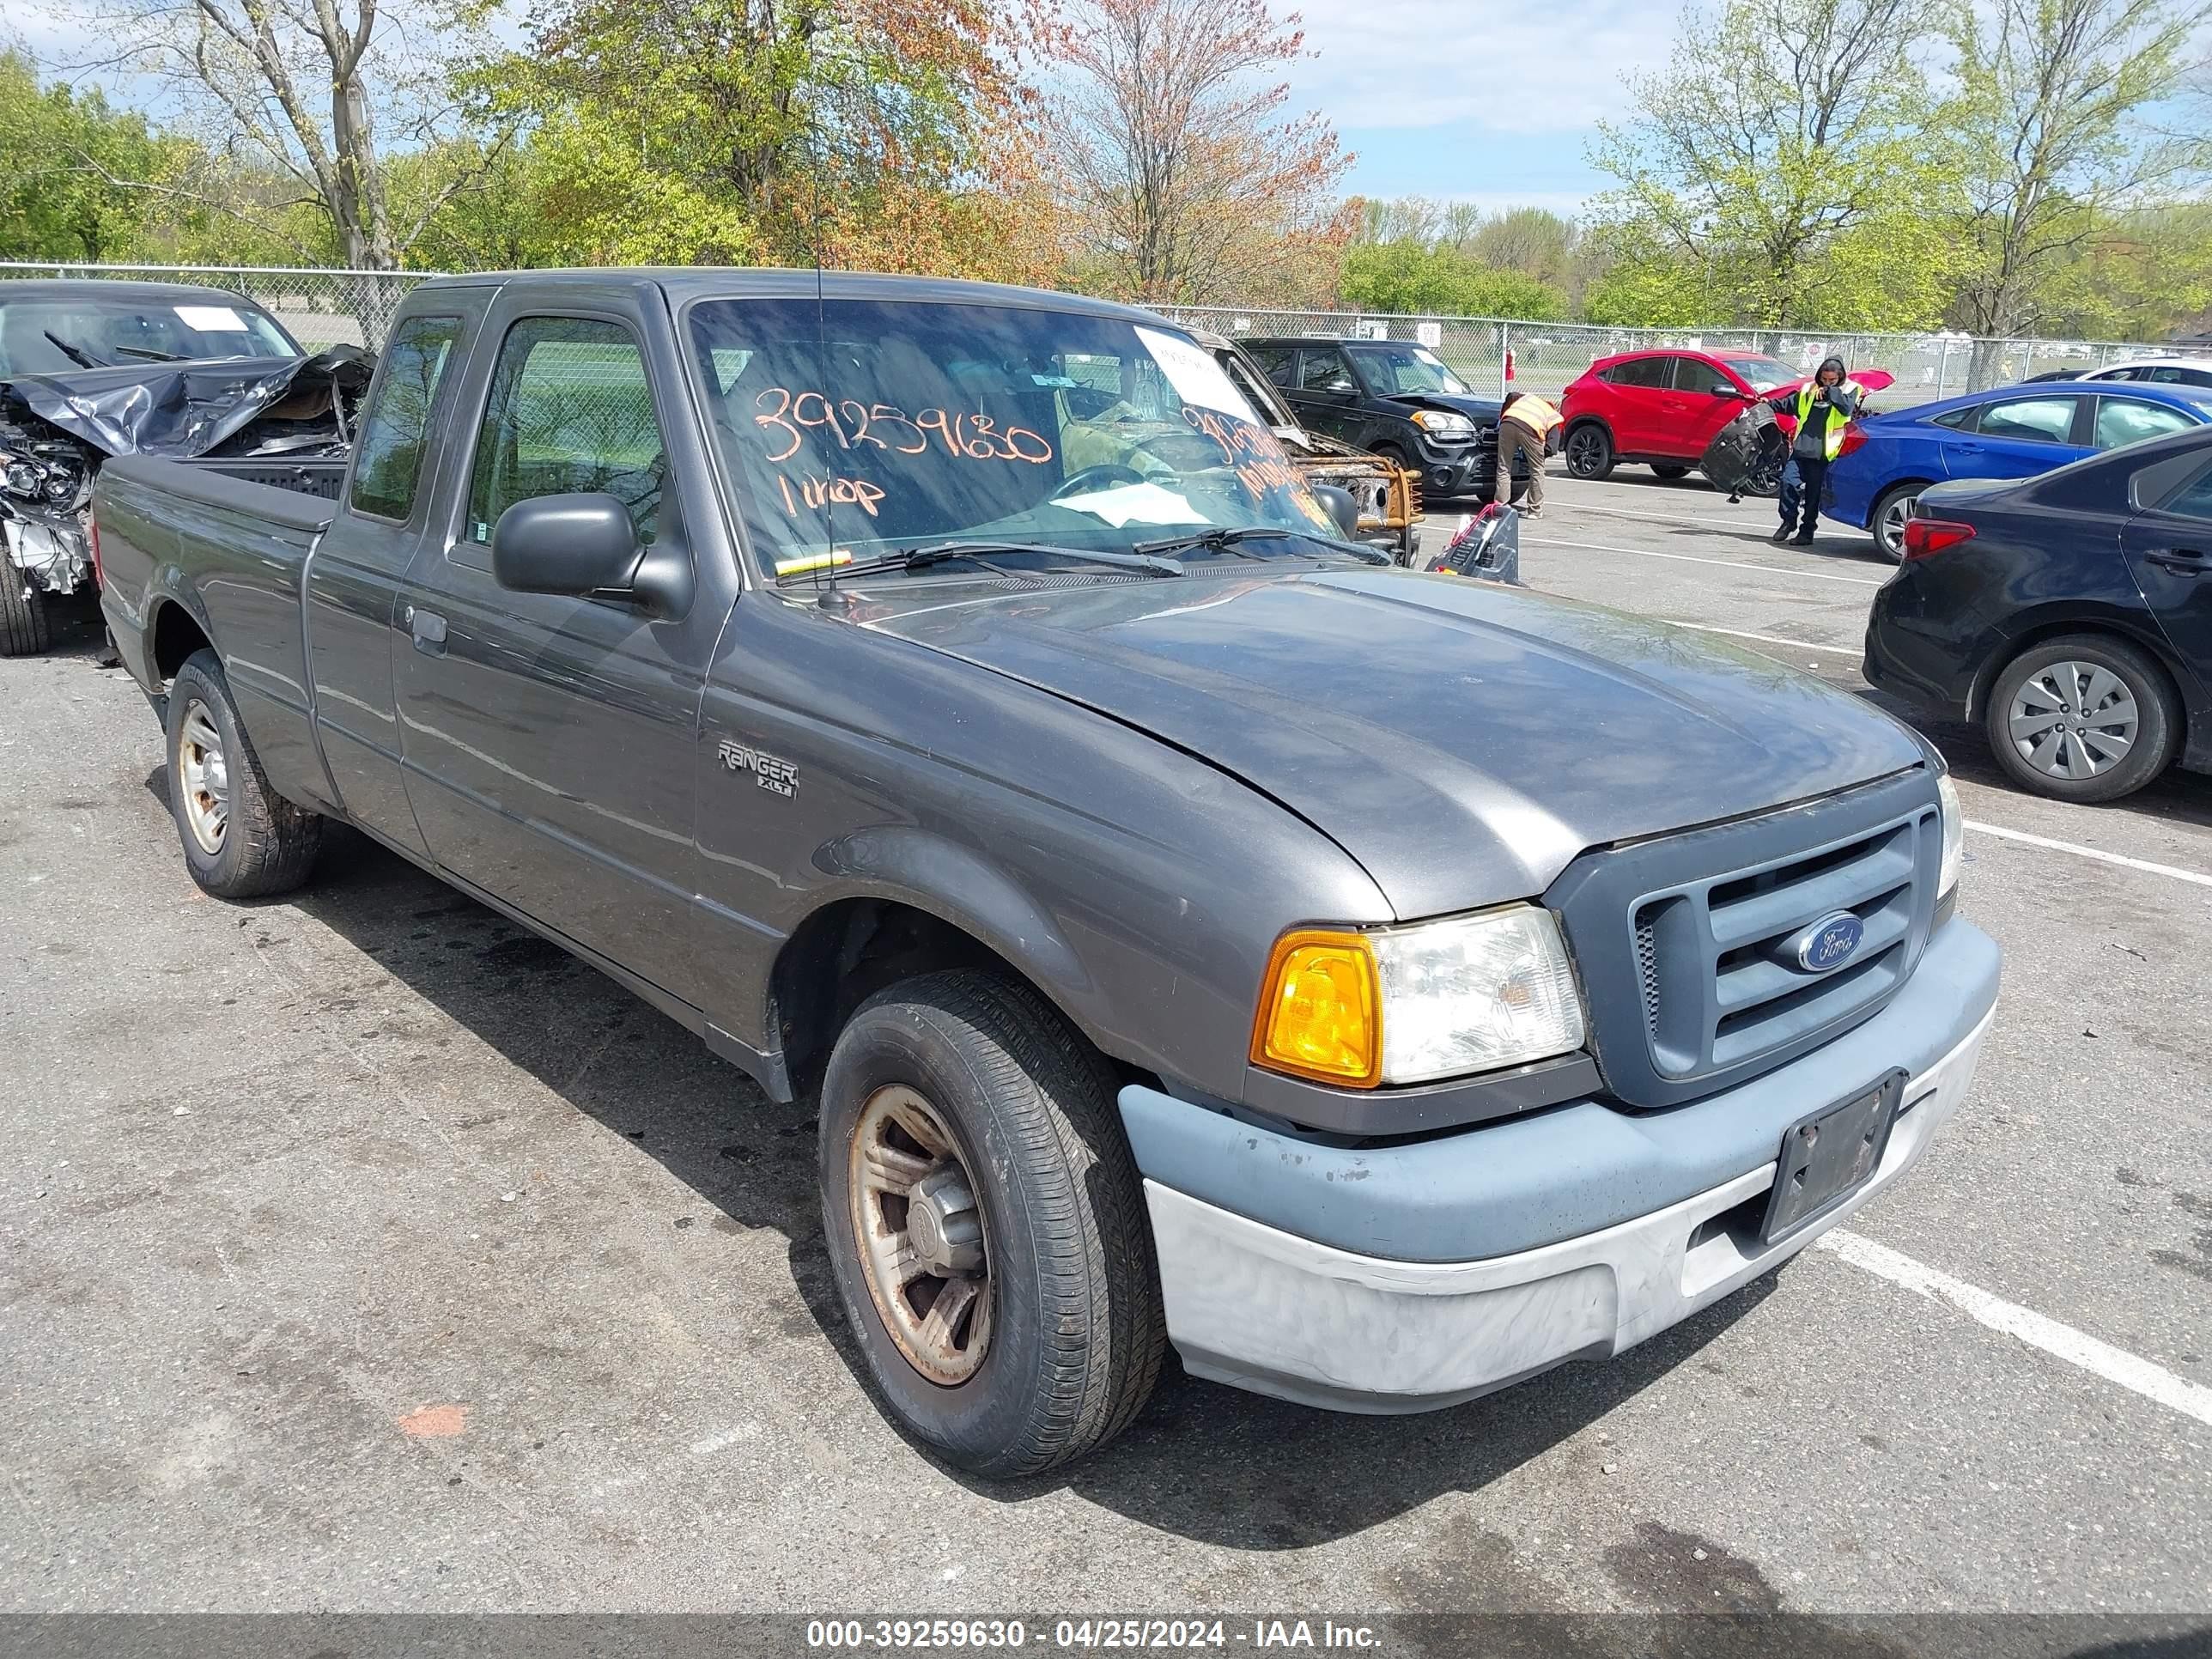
[3,465,2209,1639]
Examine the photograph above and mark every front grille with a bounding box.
[1548,770,1943,1109]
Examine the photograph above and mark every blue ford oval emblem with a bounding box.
[1792,911,1865,973]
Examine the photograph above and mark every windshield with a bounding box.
[1717,354,1799,391]
[1348,343,1469,397]
[0,294,298,375]
[689,298,1348,577]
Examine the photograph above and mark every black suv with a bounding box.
[1243,336,1528,501]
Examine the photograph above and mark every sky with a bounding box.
[1285,0,1674,214]
[14,0,1673,220]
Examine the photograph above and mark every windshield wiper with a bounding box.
[1133,524,1394,566]
[792,540,1184,582]
[112,343,184,362]
[43,331,106,369]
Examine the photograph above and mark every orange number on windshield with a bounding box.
[754,387,801,462]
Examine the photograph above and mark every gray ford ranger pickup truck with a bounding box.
[93,270,2002,1477]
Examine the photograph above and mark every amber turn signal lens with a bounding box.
[1250,929,1382,1088]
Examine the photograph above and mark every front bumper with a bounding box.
[1127,920,1998,1413]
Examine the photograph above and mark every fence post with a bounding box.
[1936,338,1952,399]
[1499,320,1511,398]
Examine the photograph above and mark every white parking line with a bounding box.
[1663,621,1863,656]
[1549,495,1778,532]
[1964,821,2212,889]
[1525,535,1888,587]
[1820,1229,2212,1429]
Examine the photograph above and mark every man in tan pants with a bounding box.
[1492,390,1561,518]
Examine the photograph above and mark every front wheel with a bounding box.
[1564,424,1613,480]
[818,970,1165,1478]
[1984,635,2179,803]
[165,648,324,897]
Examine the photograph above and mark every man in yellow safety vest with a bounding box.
[1492,390,1562,519]
[1765,356,1863,545]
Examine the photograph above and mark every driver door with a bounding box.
[392,286,735,1005]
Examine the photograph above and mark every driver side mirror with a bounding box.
[492,492,641,597]
[490,492,692,619]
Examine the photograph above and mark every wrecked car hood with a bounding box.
[0,346,371,460]
[1382,391,1504,426]
[861,566,1924,919]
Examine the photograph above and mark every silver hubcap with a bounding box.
[177,701,229,855]
[2008,660,2138,780]
[848,1085,993,1386]
[1879,493,1916,556]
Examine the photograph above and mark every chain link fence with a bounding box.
[1157,307,2174,407]
[1,263,2177,404]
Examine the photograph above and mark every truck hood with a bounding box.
[863,566,1924,918]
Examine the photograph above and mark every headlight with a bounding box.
[1936,770,1963,897]
[1251,906,1586,1089]
[1411,409,1475,440]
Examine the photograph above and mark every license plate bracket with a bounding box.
[1760,1070,1906,1246]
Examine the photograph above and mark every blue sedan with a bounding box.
[1825,380,2212,558]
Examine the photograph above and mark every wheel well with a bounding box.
[149,602,212,684]
[1968,619,2191,738]
[769,899,1042,1099]
[1565,416,1612,448]
[1875,478,1936,510]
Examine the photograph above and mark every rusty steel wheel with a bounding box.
[847,1084,994,1386]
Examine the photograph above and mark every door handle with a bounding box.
[1954,441,1983,453]
[2144,548,2209,574]
[409,605,448,654]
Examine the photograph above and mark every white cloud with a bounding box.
[1277,0,1675,134]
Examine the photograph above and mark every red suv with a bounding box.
[1559,348,1803,481]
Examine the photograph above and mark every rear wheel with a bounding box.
[1652,463,1691,480]
[0,566,54,657]
[1564,423,1613,480]
[165,648,324,896]
[818,970,1164,1478]
[1984,635,2179,803]
[1870,482,1926,562]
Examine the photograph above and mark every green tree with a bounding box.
[1587,0,1965,328]
[1942,0,2212,349]
[1340,240,1566,319]
[0,50,174,262]
[468,0,1051,278]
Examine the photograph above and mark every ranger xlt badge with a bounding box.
[719,738,799,798]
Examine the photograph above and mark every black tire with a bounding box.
[818,969,1165,1478]
[165,647,324,897]
[1651,464,1691,480]
[1869,481,1927,562]
[1,566,54,657]
[1564,422,1613,480]
[1984,634,2179,804]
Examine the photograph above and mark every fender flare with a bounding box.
[143,568,219,684]
[769,825,1106,1070]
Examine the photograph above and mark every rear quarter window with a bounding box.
[348,313,464,520]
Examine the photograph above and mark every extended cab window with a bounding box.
[348,313,462,520]
[465,316,665,554]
